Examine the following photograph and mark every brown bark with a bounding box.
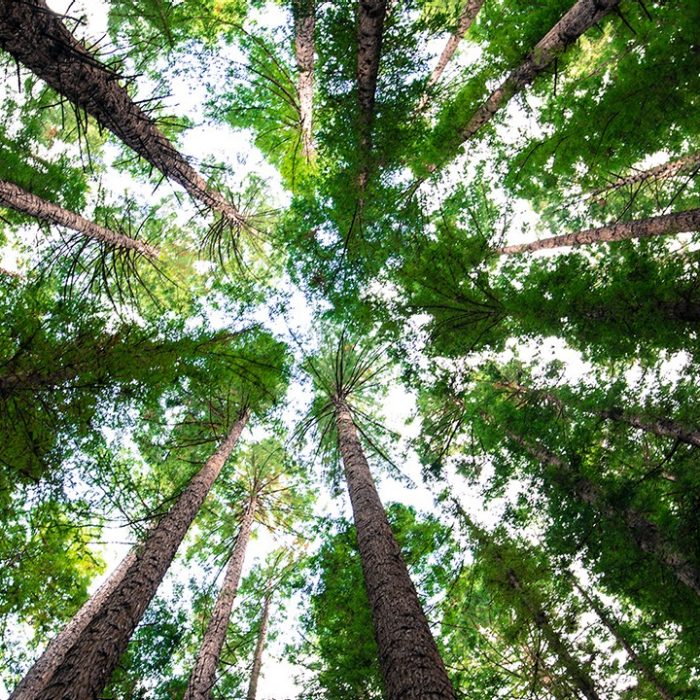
[506,429,700,598]
[497,208,700,255]
[357,0,387,147]
[454,504,600,700]
[293,0,316,161]
[506,570,601,700]
[571,577,674,700]
[245,591,272,700]
[9,551,137,700]
[30,413,249,700]
[590,152,700,201]
[0,1,244,227]
[184,495,258,700]
[0,179,159,258]
[334,398,456,700]
[456,0,621,145]
[601,408,700,449]
[418,0,485,110]
[496,379,700,449]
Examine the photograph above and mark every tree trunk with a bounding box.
[495,379,700,450]
[293,0,316,161]
[334,398,456,700]
[590,151,700,201]
[506,429,700,598]
[0,179,159,258]
[0,0,245,228]
[497,208,700,255]
[601,408,700,449]
[357,0,387,149]
[184,494,258,700]
[453,503,600,700]
[571,577,674,700]
[505,569,601,700]
[455,0,620,145]
[9,551,137,700]
[418,0,484,109]
[245,591,272,700]
[27,412,249,700]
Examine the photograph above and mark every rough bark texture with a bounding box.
[496,380,700,449]
[0,0,244,226]
[31,413,248,700]
[497,208,700,255]
[454,504,600,700]
[590,152,700,200]
[9,551,137,700]
[0,179,159,258]
[245,591,271,700]
[601,408,700,449]
[506,430,700,598]
[456,0,621,144]
[418,0,484,109]
[571,578,674,700]
[334,398,456,700]
[506,570,601,700]
[184,495,258,700]
[293,0,315,160]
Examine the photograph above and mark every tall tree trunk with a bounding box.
[26,412,249,700]
[589,151,700,201]
[334,398,456,700]
[418,0,484,110]
[454,504,601,700]
[0,1,245,228]
[356,0,388,197]
[9,551,137,700]
[455,0,621,145]
[570,577,674,700]
[495,379,700,449]
[245,590,272,700]
[601,408,700,449]
[293,0,316,161]
[505,429,700,598]
[505,569,601,700]
[184,495,258,700]
[497,207,700,255]
[0,179,159,258]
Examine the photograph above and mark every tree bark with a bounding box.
[9,551,137,700]
[505,569,601,700]
[418,0,484,110]
[245,590,272,700]
[601,408,700,449]
[497,208,700,255]
[589,151,700,201]
[506,429,700,599]
[293,0,316,161]
[27,412,249,700]
[334,398,456,700]
[455,0,620,145]
[0,179,159,258]
[495,379,700,450]
[184,494,258,700]
[453,503,600,700]
[571,577,674,700]
[0,0,245,227]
